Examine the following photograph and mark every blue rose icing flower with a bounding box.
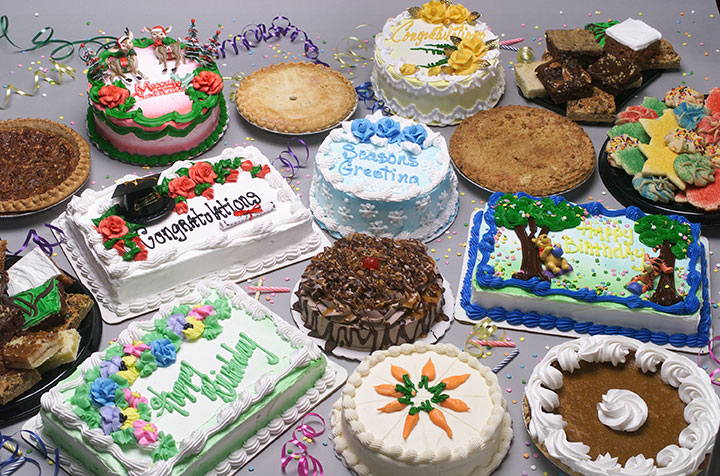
[100,356,123,378]
[674,102,706,130]
[151,339,177,367]
[399,124,428,146]
[90,377,120,407]
[351,119,375,142]
[375,118,402,143]
[100,405,122,435]
[166,313,187,337]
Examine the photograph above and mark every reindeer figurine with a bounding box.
[146,26,185,74]
[106,28,146,83]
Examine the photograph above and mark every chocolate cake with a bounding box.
[535,57,593,104]
[587,54,641,95]
[604,18,661,64]
[293,233,446,352]
[545,28,603,67]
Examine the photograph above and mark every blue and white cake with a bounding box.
[309,111,458,241]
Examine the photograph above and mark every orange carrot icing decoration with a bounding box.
[391,364,409,382]
[378,400,407,413]
[440,397,470,412]
[403,413,420,439]
[374,384,403,398]
[440,373,470,390]
[429,408,453,438]
[422,358,436,381]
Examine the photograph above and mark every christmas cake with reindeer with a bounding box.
[459,192,711,349]
[82,21,228,166]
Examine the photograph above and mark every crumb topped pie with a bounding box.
[0,119,90,213]
[235,62,357,134]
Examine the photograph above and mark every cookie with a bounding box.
[706,87,720,115]
[632,173,676,203]
[639,109,679,147]
[673,102,707,130]
[608,122,650,143]
[664,128,705,154]
[697,113,720,145]
[664,86,704,108]
[642,97,668,116]
[606,134,640,167]
[616,105,658,125]
[684,169,720,210]
[616,147,646,175]
[674,153,716,186]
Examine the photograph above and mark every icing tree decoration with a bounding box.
[182,19,203,62]
[146,25,185,74]
[492,194,585,282]
[532,234,573,279]
[374,359,470,439]
[596,389,648,432]
[79,43,106,83]
[625,252,673,296]
[105,28,147,84]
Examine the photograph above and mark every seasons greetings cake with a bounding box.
[372,1,505,125]
[39,280,336,476]
[82,22,228,165]
[310,111,459,241]
[459,193,711,348]
[55,146,325,318]
[331,342,513,476]
[524,335,720,476]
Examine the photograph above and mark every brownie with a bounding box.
[604,35,660,64]
[640,39,681,70]
[535,58,593,104]
[0,303,23,347]
[587,54,641,95]
[546,29,603,67]
[566,87,616,123]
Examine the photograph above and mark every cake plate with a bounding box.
[290,278,455,361]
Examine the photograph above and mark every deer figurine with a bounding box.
[106,28,146,83]
[146,25,185,74]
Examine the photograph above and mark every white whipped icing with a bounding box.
[597,389,648,432]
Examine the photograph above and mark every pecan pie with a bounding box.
[235,62,357,134]
[0,119,90,213]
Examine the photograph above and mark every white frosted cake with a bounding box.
[56,146,325,318]
[310,111,458,241]
[332,342,512,476]
[372,1,505,125]
[40,280,335,476]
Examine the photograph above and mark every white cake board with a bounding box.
[51,219,331,323]
[291,279,455,361]
[22,359,347,476]
[454,210,714,355]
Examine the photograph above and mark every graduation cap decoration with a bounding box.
[112,175,174,224]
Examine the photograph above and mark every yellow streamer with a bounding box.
[464,318,506,358]
[333,24,381,69]
[223,72,246,101]
[0,59,75,110]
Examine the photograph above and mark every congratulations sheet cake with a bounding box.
[459,192,710,348]
[39,280,335,476]
[372,1,505,125]
[56,146,325,319]
[310,111,459,241]
[83,22,228,165]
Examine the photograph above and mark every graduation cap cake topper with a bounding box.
[113,175,174,224]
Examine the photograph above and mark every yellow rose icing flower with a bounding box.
[428,66,442,76]
[445,4,470,24]
[400,63,418,76]
[120,407,140,430]
[419,1,446,24]
[182,316,205,340]
[448,46,478,75]
[460,32,488,60]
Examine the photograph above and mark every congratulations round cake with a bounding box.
[524,335,720,476]
[84,23,228,166]
[372,1,505,125]
[331,342,513,476]
[310,111,458,241]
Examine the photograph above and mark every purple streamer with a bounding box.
[0,430,60,476]
[280,412,325,476]
[217,16,327,66]
[273,137,310,181]
[6,224,65,256]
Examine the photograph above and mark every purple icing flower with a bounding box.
[187,304,215,321]
[100,405,122,435]
[399,124,428,146]
[150,339,177,367]
[350,119,375,142]
[90,377,119,407]
[100,356,123,378]
[375,118,402,143]
[166,313,187,337]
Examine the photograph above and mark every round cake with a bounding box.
[524,335,720,476]
[449,105,595,195]
[372,1,505,125]
[292,233,446,352]
[310,111,459,241]
[331,342,513,476]
[85,25,228,166]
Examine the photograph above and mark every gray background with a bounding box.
[1,0,719,475]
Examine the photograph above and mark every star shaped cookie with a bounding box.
[639,109,684,189]
[639,109,679,147]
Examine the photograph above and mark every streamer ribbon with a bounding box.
[0,430,59,476]
[6,224,65,257]
[699,336,720,386]
[333,24,380,68]
[273,138,309,181]
[464,318,508,358]
[216,16,326,66]
[354,81,390,115]
[280,412,325,476]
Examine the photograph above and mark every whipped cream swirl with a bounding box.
[597,389,648,432]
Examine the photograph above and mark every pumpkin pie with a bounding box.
[235,62,357,134]
[0,119,90,213]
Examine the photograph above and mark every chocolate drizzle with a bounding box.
[293,234,446,352]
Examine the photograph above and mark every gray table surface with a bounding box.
[1,1,719,475]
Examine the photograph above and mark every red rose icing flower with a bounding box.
[168,176,196,199]
[131,237,148,261]
[112,241,125,256]
[174,201,189,215]
[255,164,271,178]
[98,84,130,109]
[189,161,217,185]
[98,215,129,240]
[201,188,214,200]
[616,105,658,125]
[225,170,239,183]
[241,160,254,172]
[192,71,223,95]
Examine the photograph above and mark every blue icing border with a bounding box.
[459,192,711,349]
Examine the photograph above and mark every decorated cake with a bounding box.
[310,111,458,240]
[39,280,334,476]
[294,233,446,352]
[55,146,325,319]
[459,193,710,348]
[331,342,513,476]
[372,1,504,125]
[524,335,720,476]
[83,22,228,166]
